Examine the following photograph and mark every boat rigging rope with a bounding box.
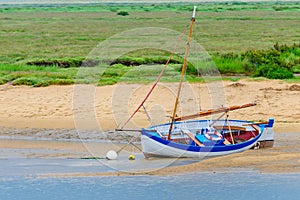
[119,28,187,129]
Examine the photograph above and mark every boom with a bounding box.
[174,103,257,121]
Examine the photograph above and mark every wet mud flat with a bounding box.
[0,127,299,175]
[0,126,140,142]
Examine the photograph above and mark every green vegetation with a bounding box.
[215,43,300,79]
[1,2,300,13]
[0,63,79,86]
[26,57,85,68]
[0,2,299,86]
[117,11,129,16]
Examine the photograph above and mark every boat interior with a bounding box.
[153,125,259,146]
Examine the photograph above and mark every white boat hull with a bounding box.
[141,134,257,159]
[141,119,274,159]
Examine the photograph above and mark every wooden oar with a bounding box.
[181,129,204,146]
[226,118,235,145]
[242,121,269,126]
[242,121,268,133]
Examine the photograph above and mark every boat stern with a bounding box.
[257,118,275,148]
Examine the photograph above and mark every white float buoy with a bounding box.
[106,150,118,160]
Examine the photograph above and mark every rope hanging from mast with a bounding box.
[168,6,197,140]
[119,27,187,129]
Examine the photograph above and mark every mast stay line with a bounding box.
[119,29,186,129]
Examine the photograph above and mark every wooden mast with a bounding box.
[168,6,197,140]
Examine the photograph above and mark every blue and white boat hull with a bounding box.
[141,119,270,158]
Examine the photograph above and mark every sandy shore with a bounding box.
[0,79,299,175]
[0,79,299,131]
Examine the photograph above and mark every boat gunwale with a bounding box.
[142,120,264,153]
[147,119,257,130]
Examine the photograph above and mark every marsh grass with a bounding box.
[0,63,79,86]
[1,42,299,86]
[1,2,300,62]
[0,2,300,86]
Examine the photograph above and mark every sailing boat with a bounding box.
[119,6,274,158]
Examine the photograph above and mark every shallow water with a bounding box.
[0,130,299,199]
[0,153,199,177]
[1,144,300,200]
[1,172,300,200]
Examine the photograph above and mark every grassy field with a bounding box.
[0,2,299,86]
